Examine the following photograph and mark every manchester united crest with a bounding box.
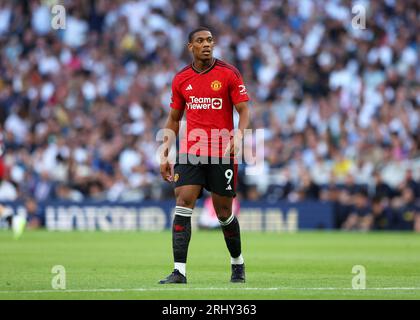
[211,80,222,91]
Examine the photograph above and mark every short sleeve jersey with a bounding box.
[170,59,249,158]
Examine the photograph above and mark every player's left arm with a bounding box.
[224,71,250,156]
[225,102,250,157]
[234,102,250,137]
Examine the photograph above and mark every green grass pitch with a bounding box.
[0,230,419,300]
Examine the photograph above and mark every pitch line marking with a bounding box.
[1,287,420,294]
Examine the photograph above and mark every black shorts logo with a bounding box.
[174,173,180,182]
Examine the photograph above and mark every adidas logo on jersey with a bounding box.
[186,84,193,91]
[226,185,232,190]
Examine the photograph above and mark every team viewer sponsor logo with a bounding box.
[186,96,223,110]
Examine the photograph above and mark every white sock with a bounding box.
[174,262,186,276]
[231,254,244,265]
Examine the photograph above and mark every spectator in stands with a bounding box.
[402,169,420,199]
[24,197,44,229]
[366,196,394,231]
[54,183,84,202]
[342,189,371,231]
[371,170,394,200]
[392,187,420,231]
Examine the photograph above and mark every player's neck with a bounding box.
[192,58,215,72]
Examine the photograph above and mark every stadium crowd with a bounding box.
[0,0,419,230]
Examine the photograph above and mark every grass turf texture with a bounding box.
[0,230,419,300]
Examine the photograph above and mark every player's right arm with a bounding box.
[160,77,185,182]
[160,108,184,182]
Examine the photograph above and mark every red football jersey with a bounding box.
[170,59,249,157]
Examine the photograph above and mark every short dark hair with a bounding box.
[188,27,212,43]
